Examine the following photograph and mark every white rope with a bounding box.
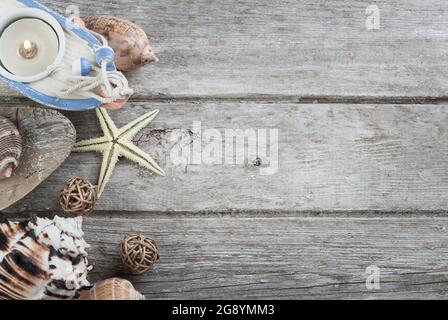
[48,30,133,104]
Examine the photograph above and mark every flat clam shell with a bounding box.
[0,107,76,210]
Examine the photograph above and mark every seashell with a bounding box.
[82,16,158,71]
[98,87,130,110]
[0,117,22,180]
[78,278,145,300]
[0,216,93,300]
[69,16,86,28]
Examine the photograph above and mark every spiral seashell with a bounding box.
[0,117,22,180]
[82,16,158,71]
[0,216,93,300]
[78,278,145,300]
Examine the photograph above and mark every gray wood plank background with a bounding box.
[80,215,448,299]
[6,101,448,213]
[1,214,442,300]
[1,0,448,98]
[2,0,448,299]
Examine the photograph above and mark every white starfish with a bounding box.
[73,107,165,198]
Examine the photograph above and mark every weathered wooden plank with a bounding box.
[5,101,448,213]
[0,107,75,210]
[59,215,448,299]
[1,0,447,99]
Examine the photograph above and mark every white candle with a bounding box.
[0,18,59,77]
[0,8,66,83]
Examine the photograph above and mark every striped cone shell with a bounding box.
[0,216,93,300]
[78,278,145,300]
[0,116,22,180]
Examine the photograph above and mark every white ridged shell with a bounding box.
[0,216,92,300]
[0,116,22,180]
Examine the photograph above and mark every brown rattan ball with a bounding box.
[59,177,97,215]
[120,234,160,274]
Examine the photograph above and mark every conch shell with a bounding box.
[78,278,145,300]
[0,216,93,300]
[0,117,22,180]
[82,16,158,71]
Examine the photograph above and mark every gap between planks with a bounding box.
[3,210,448,220]
[2,95,448,105]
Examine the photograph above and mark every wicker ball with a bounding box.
[120,234,160,274]
[59,177,97,215]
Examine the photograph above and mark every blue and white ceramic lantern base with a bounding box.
[0,0,125,111]
[72,58,92,77]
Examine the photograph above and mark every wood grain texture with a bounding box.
[0,107,75,210]
[5,101,448,213]
[1,0,447,300]
[61,215,448,299]
[1,0,447,99]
